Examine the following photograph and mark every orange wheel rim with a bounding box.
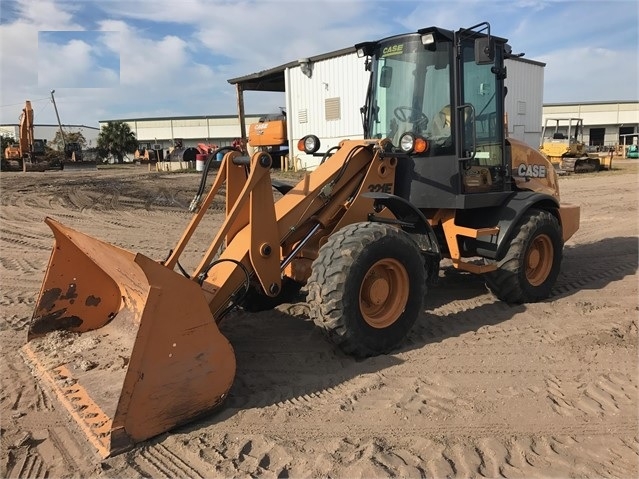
[359,258,409,328]
[526,234,553,286]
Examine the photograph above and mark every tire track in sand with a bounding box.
[545,372,637,418]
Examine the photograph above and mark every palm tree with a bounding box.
[97,121,137,163]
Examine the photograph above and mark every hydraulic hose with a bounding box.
[197,258,252,320]
[189,146,240,212]
[319,146,340,165]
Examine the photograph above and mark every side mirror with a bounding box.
[475,36,495,64]
[379,66,393,88]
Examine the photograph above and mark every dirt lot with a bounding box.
[1,162,637,478]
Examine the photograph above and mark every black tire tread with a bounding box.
[485,208,562,304]
[307,222,425,357]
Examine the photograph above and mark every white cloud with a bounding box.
[540,46,639,102]
[0,0,87,123]
[1,0,636,127]
[38,38,119,88]
[14,0,83,30]
[0,0,85,97]
[96,19,220,87]
[104,0,385,69]
[512,0,549,12]
[0,22,39,90]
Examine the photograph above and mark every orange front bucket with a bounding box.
[22,218,236,458]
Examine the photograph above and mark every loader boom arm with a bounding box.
[165,140,396,321]
[24,138,400,458]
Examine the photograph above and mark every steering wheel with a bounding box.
[393,106,429,128]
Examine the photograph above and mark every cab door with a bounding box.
[456,37,509,194]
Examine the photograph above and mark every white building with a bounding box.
[229,48,545,170]
[0,124,100,148]
[97,114,268,152]
[542,101,639,149]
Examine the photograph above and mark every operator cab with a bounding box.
[65,142,82,152]
[358,23,513,209]
[32,139,46,155]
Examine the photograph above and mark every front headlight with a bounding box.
[399,132,428,154]
[399,132,415,152]
[297,135,321,154]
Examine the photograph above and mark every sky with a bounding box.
[0,0,637,128]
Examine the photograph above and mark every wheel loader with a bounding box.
[23,22,579,458]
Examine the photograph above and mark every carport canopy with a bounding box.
[227,47,355,139]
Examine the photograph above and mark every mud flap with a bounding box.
[23,218,236,457]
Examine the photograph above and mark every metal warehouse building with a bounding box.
[0,124,100,147]
[97,114,267,154]
[542,101,639,150]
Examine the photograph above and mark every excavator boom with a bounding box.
[19,100,34,156]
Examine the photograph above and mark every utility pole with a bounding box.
[50,89,66,149]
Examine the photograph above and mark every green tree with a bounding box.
[50,130,87,151]
[1,134,16,154]
[96,121,137,163]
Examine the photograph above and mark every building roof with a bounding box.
[0,123,99,130]
[98,114,267,123]
[543,100,638,107]
[226,45,545,93]
[227,47,355,92]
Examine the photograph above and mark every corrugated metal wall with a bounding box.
[504,59,544,147]
[119,115,264,149]
[288,53,368,169]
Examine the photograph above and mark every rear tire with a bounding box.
[485,209,562,303]
[307,222,426,357]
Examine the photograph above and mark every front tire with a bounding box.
[485,209,562,303]
[307,222,426,357]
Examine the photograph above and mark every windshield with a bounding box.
[368,37,452,153]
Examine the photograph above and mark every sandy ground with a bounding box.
[0,161,637,478]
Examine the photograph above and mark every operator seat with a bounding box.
[427,105,453,154]
[429,105,451,137]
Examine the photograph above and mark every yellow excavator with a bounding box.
[23,22,580,458]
